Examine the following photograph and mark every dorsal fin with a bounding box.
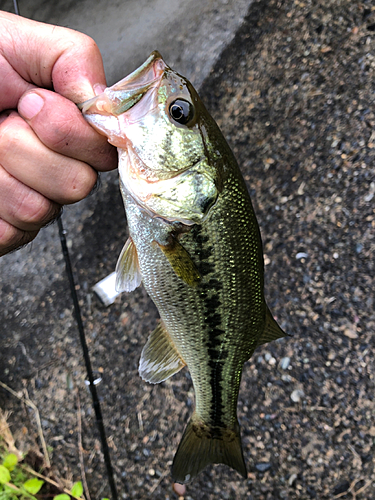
[256,307,288,348]
[115,237,142,292]
[156,237,200,287]
[139,322,186,384]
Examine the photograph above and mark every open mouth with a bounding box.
[78,51,167,117]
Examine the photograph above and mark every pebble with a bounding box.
[343,328,358,339]
[288,473,298,486]
[255,462,272,472]
[279,357,291,370]
[332,481,350,496]
[291,389,305,403]
[264,353,276,365]
[296,252,308,259]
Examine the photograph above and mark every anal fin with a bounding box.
[115,237,142,292]
[139,322,186,384]
[256,306,290,348]
[156,236,200,287]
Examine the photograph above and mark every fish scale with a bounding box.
[123,162,265,476]
[79,50,288,484]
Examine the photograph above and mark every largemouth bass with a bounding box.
[79,51,287,484]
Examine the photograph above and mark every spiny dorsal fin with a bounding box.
[172,413,247,484]
[156,237,200,287]
[139,322,186,384]
[256,307,288,347]
[115,237,142,292]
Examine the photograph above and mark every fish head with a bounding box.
[80,51,225,223]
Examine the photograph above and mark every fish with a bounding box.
[78,51,288,484]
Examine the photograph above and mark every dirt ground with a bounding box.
[1,0,375,499]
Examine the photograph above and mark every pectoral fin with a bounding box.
[139,322,186,384]
[256,307,289,348]
[115,237,142,292]
[156,237,200,287]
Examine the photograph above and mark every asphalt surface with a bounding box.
[1,0,375,499]
[0,0,251,88]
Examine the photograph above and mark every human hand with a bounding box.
[0,11,117,256]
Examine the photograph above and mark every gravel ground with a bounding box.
[1,0,375,499]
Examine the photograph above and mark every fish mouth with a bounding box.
[78,51,167,117]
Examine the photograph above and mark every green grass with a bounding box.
[0,446,85,500]
[0,413,109,500]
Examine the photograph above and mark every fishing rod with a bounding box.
[57,217,119,500]
[12,2,118,499]
[12,0,19,15]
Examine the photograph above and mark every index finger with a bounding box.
[0,11,106,105]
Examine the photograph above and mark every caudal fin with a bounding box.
[172,414,247,484]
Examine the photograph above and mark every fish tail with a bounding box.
[172,413,247,484]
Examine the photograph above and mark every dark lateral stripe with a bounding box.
[192,225,226,427]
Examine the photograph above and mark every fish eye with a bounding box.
[168,99,194,125]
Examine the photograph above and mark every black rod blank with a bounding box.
[57,216,118,500]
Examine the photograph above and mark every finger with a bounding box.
[18,90,117,172]
[0,165,61,231]
[0,111,11,126]
[0,218,39,257]
[0,112,97,205]
[0,52,36,111]
[0,12,106,103]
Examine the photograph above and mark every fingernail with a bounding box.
[18,93,44,120]
[93,83,107,95]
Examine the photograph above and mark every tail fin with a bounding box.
[172,414,247,484]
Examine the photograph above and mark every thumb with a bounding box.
[18,89,117,172]
[0,12,107,103]
[52,36,107,103]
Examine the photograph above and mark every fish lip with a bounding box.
[78,51,167,116]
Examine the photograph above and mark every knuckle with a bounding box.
[0,115,28,160]
[14,193,60,229]
[0,122,16,154]
[92,143,118,172]
[0,220,37,256]
[40,204,62,227]
[0,168,61,231]
[63,164,97,203]
[76,33,100,56]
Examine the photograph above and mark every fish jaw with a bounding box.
[78,51,167,147]
[118,149,218,225]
